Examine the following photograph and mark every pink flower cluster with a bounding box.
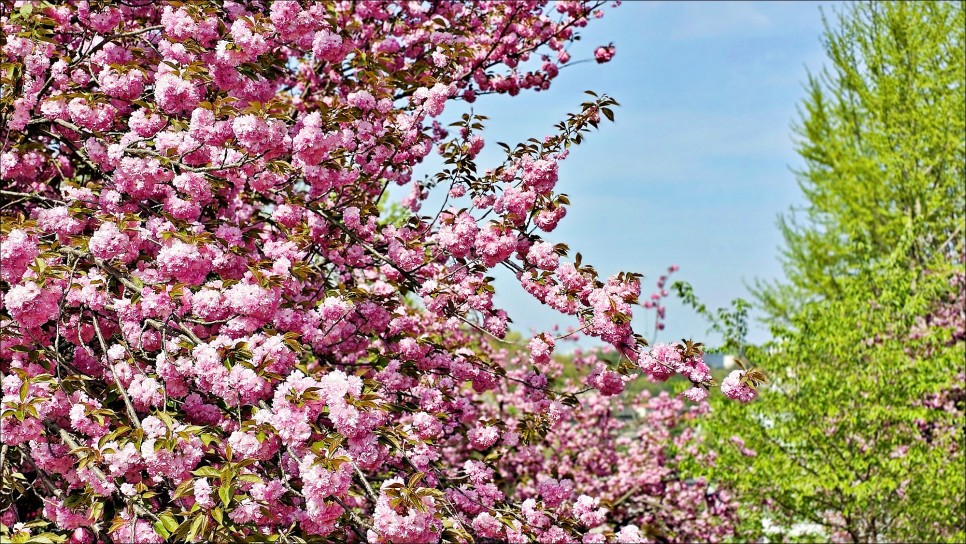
[638,342,719,403]
[369,479,442,543]
[0,1,746,542]
[720,370,758,403]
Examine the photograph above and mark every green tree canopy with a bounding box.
[687,2,966,541]
[756,0,965,320]
[699,247,964,542]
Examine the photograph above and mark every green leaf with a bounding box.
[186,514,204,541]
[211,507,224,526]
[192,466,221,478]
[219,482,232,507]
[152,521,170,540]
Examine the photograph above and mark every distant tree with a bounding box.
[755,0,965,320]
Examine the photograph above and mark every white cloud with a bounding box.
[668,2,773,40]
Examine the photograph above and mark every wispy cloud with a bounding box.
[667,2,772,40]
[409,1,830,347]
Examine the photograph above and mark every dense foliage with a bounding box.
[699,252,965,543]
[754,0,965,319]
[0,1,754,543]
[691,2,966,542]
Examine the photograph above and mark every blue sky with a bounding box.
[408,1,834,349]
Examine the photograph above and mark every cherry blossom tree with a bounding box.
[0,1,751,542]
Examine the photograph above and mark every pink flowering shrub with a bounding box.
[1,1,751,542]
[448,343,740,543]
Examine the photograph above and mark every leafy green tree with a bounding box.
[694,246,964,542]
[755,0,965,320]
[681,2,966,541]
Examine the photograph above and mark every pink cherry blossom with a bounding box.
[0,2,751,541]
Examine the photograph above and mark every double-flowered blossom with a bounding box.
[720,370,759,403]
[369,478,443,543]
[1,1,753,542]
[0,229,37,283]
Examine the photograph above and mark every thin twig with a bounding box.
[91,315,142,430]
[352,461,377,501]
